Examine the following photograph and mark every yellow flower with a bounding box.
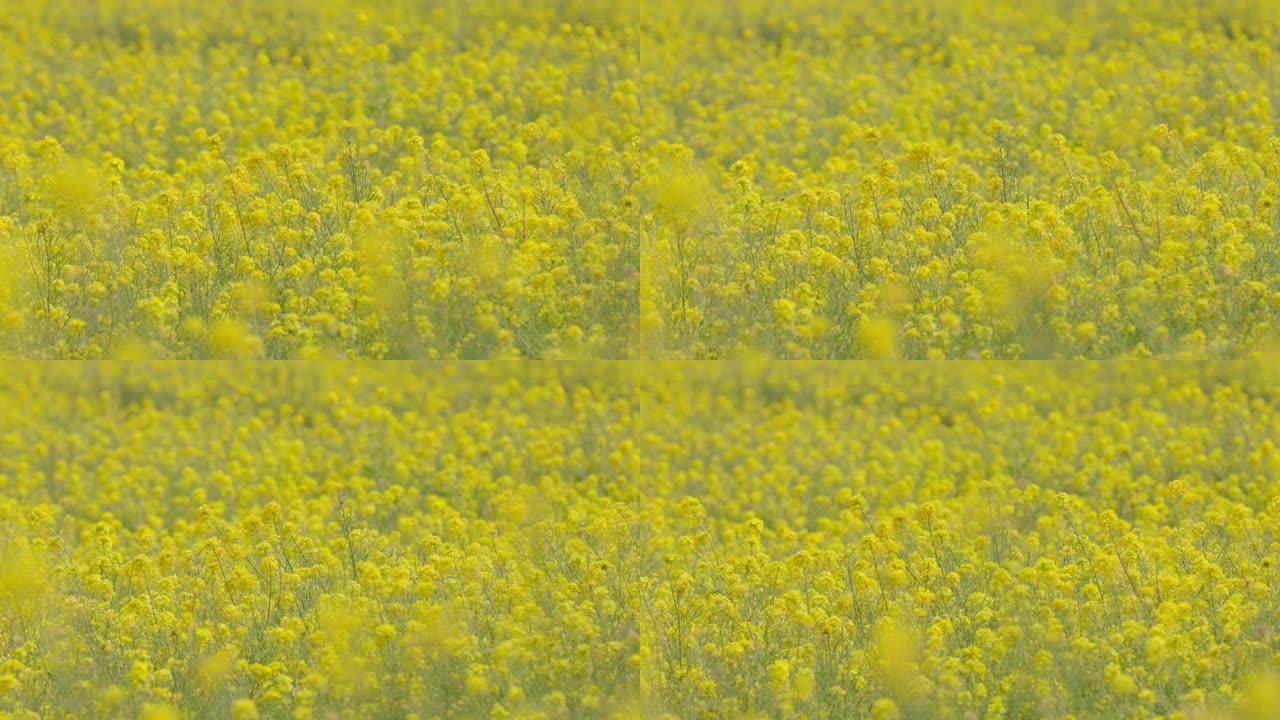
[231,698,259,720]
[871,698,900,720]
[857,316,899,360]
[141,704,179,720]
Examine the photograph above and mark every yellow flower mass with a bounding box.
[1,362,1280,719]
[0,0,1275,358]
[3,1,1280,719]
[0,0,643,359]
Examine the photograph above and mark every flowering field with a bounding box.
[0,1,643,359]
[636,0,1279,360]
[3,1,1280,719]
[0,0,1276,358]
[3,362,1280,719]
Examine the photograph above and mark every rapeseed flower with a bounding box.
[0,362,1276,717]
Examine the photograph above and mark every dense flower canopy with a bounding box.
[4,362,1280,718]
[0,0,644,359]
[3,1,1280,719]
[0,0,1276,357]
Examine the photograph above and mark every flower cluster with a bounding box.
[631,0,1279,358]
[0,1,641,358]
[3,362,1280,719]
[2,0,1277,358]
